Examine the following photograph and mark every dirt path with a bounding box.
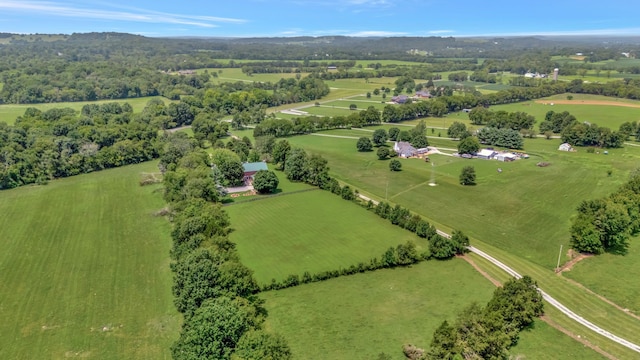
[540,315,617,360]
[557,252,593,273]
[535,99,640,108]
[458,254,502,287]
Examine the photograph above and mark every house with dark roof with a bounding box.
[415,90,432,98]
[393,141,417,158]
[391,95,409,104]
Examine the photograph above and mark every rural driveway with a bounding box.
[434,230,640,354]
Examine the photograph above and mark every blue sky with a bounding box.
[0,0,638,38]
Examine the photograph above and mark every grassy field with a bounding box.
[0,96,171,125]
[286,133,640,270]
[226,189,429,284]
[261,259,604,360]
[0,162,178,359]
[490,95,640,132]
[563,239,640,314]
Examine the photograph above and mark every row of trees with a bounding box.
[570,170,640,255]
[0,100,168,190]
[159,133,292,360]
[468,107,536,130]
[426,276,544,359]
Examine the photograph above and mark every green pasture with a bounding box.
[564,239,640,314]
[304,106,352,117]
[0,96,171,125]
[203,68,309,84]
[324,99,389,110]
[226,190,428,284]
[0,161,178,359]
[466,242,640,359]
[262,259,603,360]
[490,97,640,132]
[287,133,640,270]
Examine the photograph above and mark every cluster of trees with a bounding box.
[426,276,544,360]
[468,107,536,130]
[159,133,291,360]
[0,101,166,190]
[570,170,640,254]
[477,127,524,149]
[540,110,624,148]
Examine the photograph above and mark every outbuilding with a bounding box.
[477,149,497,160]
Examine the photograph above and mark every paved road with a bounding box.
[434,230,640,354]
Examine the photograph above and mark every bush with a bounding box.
[459,166,476,185]
[389,159,402,171]
[356,137,373,152]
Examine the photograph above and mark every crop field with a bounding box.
[0,96,171,125]
[490,95,640,132]
[225,189,429,284]
[0,161,178,359]
[261,260,603,360]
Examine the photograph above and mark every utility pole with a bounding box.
[556,244,563,272]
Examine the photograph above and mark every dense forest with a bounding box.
[1,32,640,104]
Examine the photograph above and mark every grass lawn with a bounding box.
[490,96,640,132]
[0,162,178,359]
[226,189,428,284]
[261,260,604,360]
[563,239,640,314]
[286,133,640,270]
[0,96,171,125]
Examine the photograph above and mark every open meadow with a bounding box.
[285,132,640,270]
[261,259,604,360]
[0,162,178,359]
[490,94,640,132]
[0,96,171,125]
[226,189,429,284]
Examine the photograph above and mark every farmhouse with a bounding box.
[394,141,417,158]
[477,149,497,160]
[242,162,268,185]
[414,90,432,98]
[392,95,409,104]
[558,143,574,152]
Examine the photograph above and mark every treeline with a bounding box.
[570,170,640,255]
[0,101,167,189]
[540,110,624,148]
[425,276,544,359]
[468,107,535,130]
[159,133,292,359]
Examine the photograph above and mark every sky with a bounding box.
[0,0,638,38]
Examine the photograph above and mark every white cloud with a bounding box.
[346,30,407,37]
[0,1,247,28]
[427,30,454,34]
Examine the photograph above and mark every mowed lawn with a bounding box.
[226,190,428,284]
[286,134,640,269]
[0,96,171,125]
[0,162,178,359]
[261,260,604,360]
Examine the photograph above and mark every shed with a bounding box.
[477,149,497,160]
[497,153,517,162]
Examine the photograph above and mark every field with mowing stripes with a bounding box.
[226,190,428,284]
[0,162,178,359]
